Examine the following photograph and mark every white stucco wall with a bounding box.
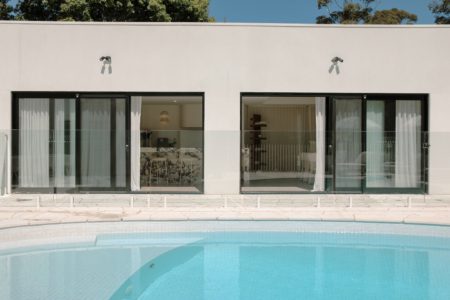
[0,22,449,195]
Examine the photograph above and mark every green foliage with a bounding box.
[429,0,449,24]
[316,0,417,24]
[0,0,14,20]
[368,8,417,24]
[2,0,211,21]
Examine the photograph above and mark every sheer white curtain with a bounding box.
[395,100,421,188]
[0,133,7,195]
[366,101,385,187]
[115,100,127,188]
[335,99,361,188]
[19,98,50,187]
[80,99,111,187]
[130,96,142,191]
[313,97,326,191]
[54,99,76,188]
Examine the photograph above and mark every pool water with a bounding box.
[2,223,450,300]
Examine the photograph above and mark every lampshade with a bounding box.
[160,111,169,124]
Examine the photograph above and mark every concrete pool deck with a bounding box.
[1,194,450,229]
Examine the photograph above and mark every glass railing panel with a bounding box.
[241,130,430,194]
[139,130,203,194]
[0,129,441,196]
[0,131,7,195]
[8,129,204,194]
[241,130,325,193]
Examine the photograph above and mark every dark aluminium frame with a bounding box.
[240,93,429,195]
[11,92,205,194]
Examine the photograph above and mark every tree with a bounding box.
[316,0,417,24]
[3,0,212,21]
[368,8,417,24]
[0,0,14,20]
[429,0,449,24]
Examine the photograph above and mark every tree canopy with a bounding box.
[0,0,212,21]
[0,0,13,20]
[316,0,417,24]
[429,0,450,24]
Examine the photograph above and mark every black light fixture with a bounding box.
[331,56,344,64]
[329,56,344,74]
[100,56,112,74]
[99,56,112,63]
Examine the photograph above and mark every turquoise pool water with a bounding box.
[2,222,450,300]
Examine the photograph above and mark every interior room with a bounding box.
[241,95,325,193]
[135,95,203,193]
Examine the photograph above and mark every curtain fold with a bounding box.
[116,99,127,188]
[130,96,142,191]
[0,133,7,195]
[19,98,50,187]
[313,97,326,191]
[80,99,111,187]
[395,100,421,188]
[53,100,78,188]
[366,101,385,187]
[335,99,362,188]
[54,100,65,187]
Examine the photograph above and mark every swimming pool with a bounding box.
[1,221,450,300]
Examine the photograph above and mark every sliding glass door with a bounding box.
[12,94,130,193]
[332,97,363,192]
[79,96,128,190]
[365,97,425,192]
[330,95,427,193]
[15,97,77,192]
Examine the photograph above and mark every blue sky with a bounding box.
[209,0,436,24]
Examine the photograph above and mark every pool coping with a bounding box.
[1,206,450,230]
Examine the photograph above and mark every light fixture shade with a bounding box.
[160,111,169,124]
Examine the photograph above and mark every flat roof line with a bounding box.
[0,21,449,29]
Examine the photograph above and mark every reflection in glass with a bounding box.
[80,98,127,188]
[18,98,50,187]
[395,100,422,188]
[17,98,77,189]
[366,101,387,187]
[241,96,326,193]
[53,99,76,188]
[335,99,362,189]
[366,99,422,189]
[135,95,203,193]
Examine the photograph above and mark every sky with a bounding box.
[209,0,436,24]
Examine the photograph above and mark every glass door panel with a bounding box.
[18,98,51,188]
[80,97,128,189]
[366,100,391,188]
[333,98,363,191]
[52,98,76,190]
[395,100,422,188]
[365,98,423,190]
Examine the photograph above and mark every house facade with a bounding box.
[0,22,449,196]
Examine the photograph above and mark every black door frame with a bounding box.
[11,92,131,193]
[330,95,365,194]
[329,94,428,194]
[76,93,131,193]
[240,92,428,195]
[11,91,205,194]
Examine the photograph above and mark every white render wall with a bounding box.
[0,22,449,195]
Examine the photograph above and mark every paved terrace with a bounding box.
[1,194,450,229]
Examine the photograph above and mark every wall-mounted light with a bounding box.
[99,56,112,63]
[329,56,344,75]
[100,56,112,74]
[331,56,344,64]
[160,111,169,124]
